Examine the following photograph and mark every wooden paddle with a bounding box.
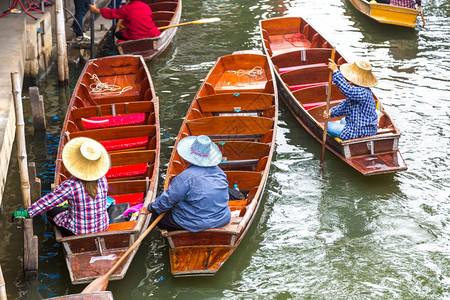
[158,17,221,31]
[419,6,426,27]
[320,48,336,168]
[82,193,166,293]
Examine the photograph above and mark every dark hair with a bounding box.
[82,180,99,199]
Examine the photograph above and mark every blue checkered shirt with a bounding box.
[330,71,378,140]
[27,177,109,234]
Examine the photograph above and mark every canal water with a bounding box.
[1,0,449,298]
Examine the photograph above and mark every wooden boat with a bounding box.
[53,55,160,284]
[260,16,407,175]
[348,0,420,28]
[160,52,278,276]
[116,0,182,60]
[46,291,113,300]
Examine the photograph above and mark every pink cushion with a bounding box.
[82,113,146,129]
[279,63,327,74]
[106,163,148,179]
[100,137,148,151]
[289,82,327,91]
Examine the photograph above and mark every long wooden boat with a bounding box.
[159,52,278,276]
[116,0,182,60]
[53,55,160,284]
[260,16,407,175]
[348,0,420,28]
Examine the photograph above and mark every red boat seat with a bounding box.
[100,136,148,151]
[289,82,327,91]
[82,113,146,130]
[279,63,327,74]
[106,163,148,179]
[112,192,144,206]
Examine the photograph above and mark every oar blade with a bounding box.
[192,17,221,24]
[82,274,110,293]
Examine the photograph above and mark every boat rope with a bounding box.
[89,74,133,95]
[228,66,264,81]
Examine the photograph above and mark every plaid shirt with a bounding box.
[390,0,421,8]
[330,71,378,140]
[27,177,109,234]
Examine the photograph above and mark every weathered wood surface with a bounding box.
[260,16,407,175]
[45,291,113,300]
[162,52,278,276]
[29,86,47,132]
[52,55,160,284]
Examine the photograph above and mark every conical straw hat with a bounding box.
[339,59,378,88]
[62,137,110,181]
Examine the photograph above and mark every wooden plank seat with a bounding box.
[56,221,138,241]
[161,216,243,238]
[106,150,155,181]
[271,48,335,69]
[186,116,274,137]
[108,179,148,206]
[281,65,330,91]
[149,2,177,12]
[196,93,274,116]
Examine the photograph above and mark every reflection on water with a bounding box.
[1,0,450,299]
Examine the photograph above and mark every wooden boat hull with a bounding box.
[116,0,182,60]
[162,52,278,276]
[260,16,407,175]
[53,55,160,284]
[45,291,113,300]
[349,0,420,28]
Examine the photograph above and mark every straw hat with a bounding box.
[176,135,222,167]
[339,59,378,88]
[62,137,110,181]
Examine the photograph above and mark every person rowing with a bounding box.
[323,58,378,140]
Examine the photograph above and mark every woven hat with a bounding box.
[339,59,378,88]
[176,135,222,167]
[62,137,110,181]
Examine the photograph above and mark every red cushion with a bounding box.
[289,82,327,91]
[106,163,148,179]
[112,192,144,206]
[100,137,148,151]
[82,113,146,129]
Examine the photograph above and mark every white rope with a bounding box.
[89,74,133,95]
[228,66,264,81]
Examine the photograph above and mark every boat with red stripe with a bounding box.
[260,16,407,175]
[53,54,160,284]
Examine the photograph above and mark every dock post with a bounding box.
[55,0,69,84]
[0,265,6,300]
[28,162,41,202]
[29,87,47,133]
[11,72,39,276]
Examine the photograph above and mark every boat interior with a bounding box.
[261,17,397,137]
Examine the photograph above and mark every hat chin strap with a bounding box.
[190,145,210,157]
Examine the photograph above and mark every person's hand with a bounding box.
[89,3,100,13]
[323,110,330,119]
[11,209,29,222]
[328,58,338,73]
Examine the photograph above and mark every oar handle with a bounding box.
[158,18,221,31]
[419,6,426,27]
[320,48,336,167]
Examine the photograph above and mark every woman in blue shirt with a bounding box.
[141,135,231,232]
[323,59,379,140]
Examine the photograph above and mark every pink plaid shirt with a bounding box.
[27,177,109,235]
[391,0,420,8]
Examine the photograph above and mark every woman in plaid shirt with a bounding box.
[323,59,379,140]
[13,137,111,236]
